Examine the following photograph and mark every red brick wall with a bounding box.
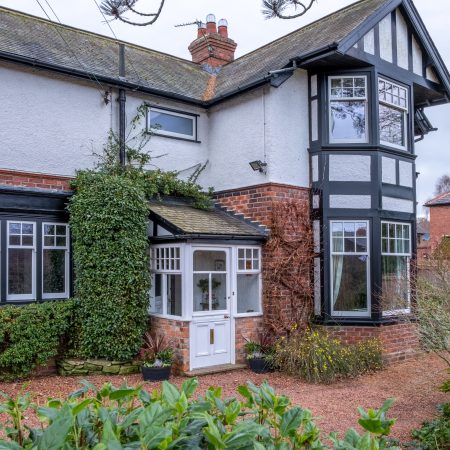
[324,323,421,364]
[148,316,190,373]
[0,169,72,190]
[429,205,450,248]
[235,316,264,364]
[215,183,312,327]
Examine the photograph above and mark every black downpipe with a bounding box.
[118,44,126,166]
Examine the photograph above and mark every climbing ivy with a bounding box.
[68,105,212,360]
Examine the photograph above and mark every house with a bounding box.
[416,217,431,262]
[425,191,450,255]
[0,0,449,372]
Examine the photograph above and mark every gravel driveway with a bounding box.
[0,353,448,445]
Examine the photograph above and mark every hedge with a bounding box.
[0,300,73,380]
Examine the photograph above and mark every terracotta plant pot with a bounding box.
[248,357,272,374]
[141,365,171,381]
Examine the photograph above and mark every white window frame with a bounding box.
[7,221,36,301]
[235,246,262,317]
[148,106,197,141]
[328,75,369,144]
[330,220,371,317]
[378,77,409,151]
[42,223,70,300]
[381,221,411,316]
[150,244,183,319]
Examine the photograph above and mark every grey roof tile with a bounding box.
[149,202,266,237]
[425,191,450,206]
[0,0,390,102]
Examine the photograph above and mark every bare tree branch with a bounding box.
[262,0,317,20]
[100,0,166,26]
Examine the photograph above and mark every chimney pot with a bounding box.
[197,21,206,38]
[206,14,217,34]
[218,18,228,38]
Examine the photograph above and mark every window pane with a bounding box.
[56,225,67,236]
[193,273,227,312]
[22,235,33,246]
[330,101,366,141]
[56,236,67,247]
[43,249,66,294]
[44,236,54,247]
[166,274,182,316]
[150,273,163,314]
[22,223,33,235]
[44,224,55,235]
[332,255,368,313]
[8,249,33,295]
[9,235,20,246]
[9,223,21,234]
[333,237,343,252]
[382,256,409,311]
[193,250,226,271]
[237,274,260,314]
[332,222,343,237]
[150,110,193,136]
[379,104,405,147]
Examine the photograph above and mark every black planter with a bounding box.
[141,365,171,381]
[248,357,272,374]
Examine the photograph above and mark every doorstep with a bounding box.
[183,363,247,377]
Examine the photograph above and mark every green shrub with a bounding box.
[410,405,450,449]
[0,379,399,449]
[274,328,383,384]
[0,301,73,380]
[68,171,150,361]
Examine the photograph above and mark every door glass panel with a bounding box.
[193,250,227,312]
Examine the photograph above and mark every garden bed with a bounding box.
[0,353,447,444]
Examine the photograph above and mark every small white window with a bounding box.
[42,223,70,299]
[381,222,411,315]
[330,221,370,317]
[148,107,196,141]
[150,246,182,317]
[378,78,409,150]
[329,76,368,144]
[236,247,262,315]
[7,221,36,301]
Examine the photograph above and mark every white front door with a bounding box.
[190,248,232,370]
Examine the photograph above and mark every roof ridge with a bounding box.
[425,190,450,206]
[0,5,200,67]
[228,0,387,65]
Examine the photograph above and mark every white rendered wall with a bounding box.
[328,155,371,182]
[396,10,409,70]
[206,70,310,192]
[379,14,393,63]
[0,63,110,176]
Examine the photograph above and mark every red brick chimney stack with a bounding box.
[189,14,237,68]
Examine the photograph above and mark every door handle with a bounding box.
[224,315,230,319]
[210,329,214,345]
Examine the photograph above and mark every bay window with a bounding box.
[237,247,261,315]
[330,221,370,317]
[329,76,368,143]
[150,246,182,317]
[381,222,411,315]
[42,223,70,299]
[7,221,36,301]
[378,78,409,150]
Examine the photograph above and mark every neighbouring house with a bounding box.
[425,191,450,256]
[0,0,449,372]
[416,218,431,262]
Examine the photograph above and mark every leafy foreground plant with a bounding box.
[0,379,399,449]
[409,369,450,450]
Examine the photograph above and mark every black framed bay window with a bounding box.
[2,219,70,303]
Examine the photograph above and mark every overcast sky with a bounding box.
[1,0,449,214]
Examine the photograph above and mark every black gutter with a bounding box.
[0,43,340,109]
[0,50,206,107]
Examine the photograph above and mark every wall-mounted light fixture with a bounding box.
[249,160,267,174]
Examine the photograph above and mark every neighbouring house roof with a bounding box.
[3,0,444,105]
[425,191,450,207]
[417,219,430,235]
[148,201,267,239]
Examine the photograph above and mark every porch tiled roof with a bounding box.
[0,0,389,103]
[425,191,450,207]
[148,202,267,238]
